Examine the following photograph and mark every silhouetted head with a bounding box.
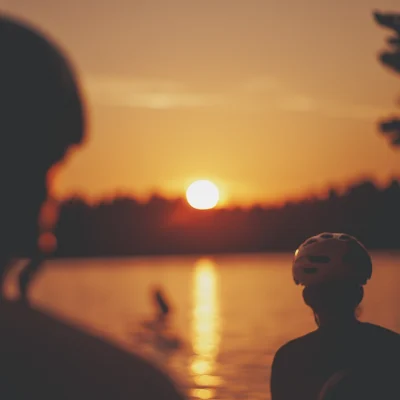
[292,233,372,325]
[302,282,363,325]
[0,16,85,263]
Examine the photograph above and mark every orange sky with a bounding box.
[3,0,400,206]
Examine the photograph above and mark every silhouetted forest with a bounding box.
[50,179,400,257]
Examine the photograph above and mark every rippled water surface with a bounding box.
[9,253,399,400]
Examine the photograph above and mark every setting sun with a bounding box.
[186,180,220,210]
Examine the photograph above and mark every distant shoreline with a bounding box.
[44,248,400,262]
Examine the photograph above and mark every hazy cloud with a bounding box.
[84,74,393,120]
[84,75,222,109]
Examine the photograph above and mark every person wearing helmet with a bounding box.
[270,233,399,400]
[0,15,185,399]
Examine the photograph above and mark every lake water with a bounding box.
[6,253,400,400]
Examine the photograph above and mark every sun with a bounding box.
[186,180,220,210]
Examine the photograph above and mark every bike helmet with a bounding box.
[293,233,372,286]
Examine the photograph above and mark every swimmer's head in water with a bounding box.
[0,16,85,258]
[292,233,372,287]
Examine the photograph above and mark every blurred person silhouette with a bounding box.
[153,286,170,327]
[136,287,181,353]
[0,15,185,399]
[270,233,399,400]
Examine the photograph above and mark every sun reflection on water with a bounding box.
[191,258,221,399]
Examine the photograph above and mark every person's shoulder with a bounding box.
[271,330,321,389]
[280,329,320,351]
[359,322,399,340]
[358,322,400,361]
[273,330,320,363]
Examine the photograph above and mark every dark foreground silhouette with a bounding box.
[0,302,184,399]
[0,15,184,399]
[270,233,400,400]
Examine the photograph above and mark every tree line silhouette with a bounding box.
[374,11,400,147]
[50,179,400,258]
